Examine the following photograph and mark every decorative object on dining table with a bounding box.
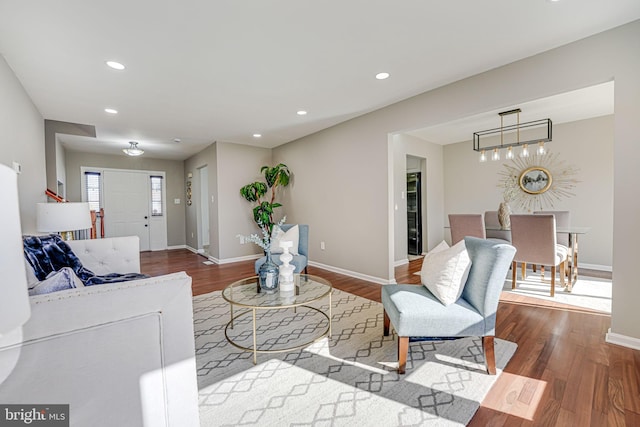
[238,163,291,292]
[499,153,579,212]
[497,200,512,229]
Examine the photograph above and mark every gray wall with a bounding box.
[183,143,217,253]
[183,141,272,261]
[64,150,186,247]
[442,115,614,269]
[0,56,46,233]
[273,21,640,340]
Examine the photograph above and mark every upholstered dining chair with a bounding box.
[254,224,309,274]
[510,214,567,297]
[532,211,571,275]
[448,214,485,245]
[484,211,511,244]
[381,237,516,375]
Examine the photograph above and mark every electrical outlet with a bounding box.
[320,241,325,250]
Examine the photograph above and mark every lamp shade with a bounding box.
[36,202,91,232]
[0,164,30,334]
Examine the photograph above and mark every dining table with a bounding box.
[484,225,590,292]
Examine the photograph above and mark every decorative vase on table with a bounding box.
[498,201,512,230]
[278,241,296,303]
[258,249,279,294]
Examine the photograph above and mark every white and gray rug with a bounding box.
[193,289,517,426]
[504,273,612,313]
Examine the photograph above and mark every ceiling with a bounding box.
[0,1,638,160]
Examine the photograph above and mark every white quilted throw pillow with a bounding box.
[420,240,471,306]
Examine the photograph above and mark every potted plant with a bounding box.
[238,163,291,293]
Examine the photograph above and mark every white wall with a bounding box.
[442,115,613,269]
[273,21,640,341]
[0,55,46,233]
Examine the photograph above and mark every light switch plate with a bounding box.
[174,198,180,204]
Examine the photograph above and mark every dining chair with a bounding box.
[510,214,567,297]
[448,214,485,245]
[532,211,571,275]
[484,211,511,244]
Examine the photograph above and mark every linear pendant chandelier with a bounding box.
[473,108,552,162]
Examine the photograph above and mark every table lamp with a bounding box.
[0,164,31,382]
[36,202,91,240]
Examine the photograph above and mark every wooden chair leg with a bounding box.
[560,261,566,287]
[540,265,545,280]
[550,266,556,297]
[483,336,496,375]
[521,262,526,280]
[383,310,390,336]
[512,261,517,289]
[532,264,537,273]
[398,336,409,374]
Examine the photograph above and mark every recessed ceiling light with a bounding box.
[104,108,118,114]
[253,133,262,138]
[297,110,307,116]
[375,72,390,80]
[173,138,181,143]
[106,61,125,70]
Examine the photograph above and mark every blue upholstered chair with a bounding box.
[254,224,309,274]
[382,237,516,375]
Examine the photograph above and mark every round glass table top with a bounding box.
[221,274,332,309]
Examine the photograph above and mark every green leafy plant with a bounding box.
[239,163,291,243]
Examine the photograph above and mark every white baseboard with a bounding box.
[581,263,612,272]
[605,328,640,350]
[185,246,199,254]
[166,245,187,250]
[307,261,396,285]
[210,254,261,265]
[394,259,409,267]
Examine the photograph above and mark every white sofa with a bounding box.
[0,236,200,427]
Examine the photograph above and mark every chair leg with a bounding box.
[540,265,545,280]
[482,336,496,375]
[550,266,556,297]
[512,261,517,289]
[532,264,537,273]
[398,336,409,374]
[383,310,390,336]
[521,262,526,280]
[560,261,566,287]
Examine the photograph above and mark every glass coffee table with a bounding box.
[221,274,333,364]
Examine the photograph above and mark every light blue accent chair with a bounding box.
[254,224,309,274]
[382,237,516,375]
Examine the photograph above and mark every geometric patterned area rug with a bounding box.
[193,289,517,426]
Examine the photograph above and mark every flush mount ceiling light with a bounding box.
[104,108,118,114]
[123,141,144,156]
[106,60,125,70]
[474,108,552,163]
[296,110,307,116]
[375,72,390,80]
[253,133,262,138]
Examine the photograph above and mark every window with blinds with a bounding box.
[85,172,101,211]
[151,176,163,216]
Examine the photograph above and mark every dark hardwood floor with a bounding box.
[141,249,639,426]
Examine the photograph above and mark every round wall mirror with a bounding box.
[519,166,553,194]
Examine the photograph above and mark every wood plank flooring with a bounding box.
[141,249,639,426]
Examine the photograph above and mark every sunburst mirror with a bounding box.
[499,153,579,212]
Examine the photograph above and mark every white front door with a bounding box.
[103,170,151,250]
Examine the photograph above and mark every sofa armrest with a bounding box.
[67,236,141,274]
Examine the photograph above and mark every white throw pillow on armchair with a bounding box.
[420,240,471,306]
[270,225,299,255]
